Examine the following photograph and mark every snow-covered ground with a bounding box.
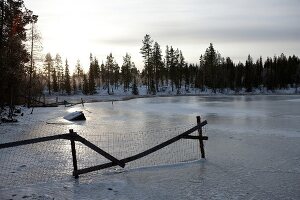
[44,85,300,104]
[0,95,300,200]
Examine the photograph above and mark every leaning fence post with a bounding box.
[69,129,79,178]
[197,116,205,158]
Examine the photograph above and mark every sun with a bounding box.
[40,0,98,70]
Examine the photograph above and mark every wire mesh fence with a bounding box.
[0,124,207,187]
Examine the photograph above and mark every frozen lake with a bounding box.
[76,95,300,137]
[1,95,300,199]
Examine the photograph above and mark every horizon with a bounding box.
[25,0,300,72]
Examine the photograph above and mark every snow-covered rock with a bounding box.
[63,111,86,121]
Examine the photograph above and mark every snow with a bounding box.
[0,95,300,199]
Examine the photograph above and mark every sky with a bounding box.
[25,0,300,72]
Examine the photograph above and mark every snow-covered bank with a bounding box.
[44,85,300,104]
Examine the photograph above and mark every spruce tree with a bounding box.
[184,63,190,91]
[169,46,177,92]
[121,53,133,92]
[54,54,63,93]
[225,57,235,90]
[75,59,83,91]
[100,62,106,89]
[64,59,71,95]
[178,50,185,90]
[203,43,218,92]
[88,54,96,94]
[52,68,58,92]
[82,74,89,95]
[235,62,244,91]
[165,45,170,86]
[132,77,139,95]
[113,62,120,91]
[264,57,274,90]
[72,73,77,94]
[199,55,205,90]
[152,42,163,92]
[94,58,101,88]
[245,55,253,92]
[140,34,153,92]
[105,53,115,94]
[44,53,53,95]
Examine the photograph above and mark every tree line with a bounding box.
[41,52,140,96]
[19,34,300,100]
[1,1,300,108]
[140,35,300,94]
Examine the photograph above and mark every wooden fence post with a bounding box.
[197,116,205,158]
[69,129,79,178]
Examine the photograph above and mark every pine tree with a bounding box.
[178,50,185,90]
[165,45,170,86]
[82,74,89,95]
[75,59,83,90]
[151,42,164,92]
[264,57,274,90]
[169,46,178,92]
[199,55,205,90]
[140,34,153,92]
[245,55,253,92]
[72,73,76,94]
[132,77,139,95]
[105,53,115,94]
[64,59,71,95]
[225,57,235,90]
[258,56,263,88]
[0,0,36,106]
[112,62,120,91]
[183,63,190,91]
[203,43,218,92]
[94,58,101,88]
[52,68,58,92]
[88,54,96,94]
[121,53,133,92]
[54,54,64,93]
[100,62,106,89]
[27,13,39,107]
[235,62,244,91]
[44,53,53,95]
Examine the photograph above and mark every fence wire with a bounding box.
[0,124,207,187]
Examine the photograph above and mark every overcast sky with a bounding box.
[25,0,300,71]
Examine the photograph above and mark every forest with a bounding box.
[1,0,300,108]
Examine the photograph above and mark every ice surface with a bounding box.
[0,95,300,199]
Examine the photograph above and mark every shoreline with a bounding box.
[45,91,300,104]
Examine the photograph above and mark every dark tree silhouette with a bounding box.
[44,53,53,95]
[88,53,96,94]
[121,53,133,92]
[64,59,71,95]
[140,34,153,93]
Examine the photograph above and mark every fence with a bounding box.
[0,116,207,184]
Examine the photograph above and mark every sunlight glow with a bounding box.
[25,0,300,72]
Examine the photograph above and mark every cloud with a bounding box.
[154,26,300,44]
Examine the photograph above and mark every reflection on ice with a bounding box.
[66,95,300,138]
